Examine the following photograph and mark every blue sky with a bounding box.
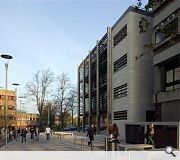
[0,0,148,113]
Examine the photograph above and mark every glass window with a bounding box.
[174,67,180,81]
[155,18,178,45]
[166,70,173,83]
[174,67,180,89]
[165,56,180,91]
[155,31,165,44]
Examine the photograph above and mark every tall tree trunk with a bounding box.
[39,111,44,132]
[72,109,73,126]
[62,114,64,130]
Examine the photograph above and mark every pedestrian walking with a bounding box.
[9,128,13,141]
[30,127,36,141]
[35,126,40,141]
[17,128,20,140]
[30,127,34,140]
[45,126,51,140]
[21,128,27,143]
[145,123,155,145]
[15,128,19,141]
[12,127,17,141]
[111,123,120,139]
[87,124,96,147]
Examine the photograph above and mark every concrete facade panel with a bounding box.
[111,10,153,125]
[153,0,180,27]
[153,42,180,65]
[161,101,180,121]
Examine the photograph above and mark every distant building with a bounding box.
[16,111,39,128]
[0,89,16,128]
[0,88,39,129]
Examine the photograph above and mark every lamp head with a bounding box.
[12,83,20,86]
[1,54,13,60]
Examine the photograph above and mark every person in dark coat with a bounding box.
[87,124,96,146]
[21,128,27,143]
[30,127,36,141]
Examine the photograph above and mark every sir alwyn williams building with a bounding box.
[77,1,180,149]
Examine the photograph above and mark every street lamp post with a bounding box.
[18,96,26,129]
[47,105,50,126]
[1,54,13,148]
[20,101,25,128]
[12,83,19,141]
[18,96,26,110]
[12,83,19,127]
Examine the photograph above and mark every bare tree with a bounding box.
[26,68,54,130]
[42,101,58,127]
[54,73,72,129]
[66,87,77,126]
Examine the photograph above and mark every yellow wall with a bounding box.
[0,89,16,127]
[0,89,40,128]
[16,112,40,128]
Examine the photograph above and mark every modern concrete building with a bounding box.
[149,0,180,149]
[77,6,153,138]
[0,89,16,128]
[123,0,180,149]
[150,0,180,121]
[111,7,153,140]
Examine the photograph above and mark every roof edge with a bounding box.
[112,6,153,30]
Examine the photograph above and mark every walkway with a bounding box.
[0,131,106,151]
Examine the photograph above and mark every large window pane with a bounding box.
[166,70,173,83]
[155,32,165,44]
[174,67,180,81]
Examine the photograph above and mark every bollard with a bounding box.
[82,138,84,150]
[105,137,108,151]
[81,138,83,150]
[60,134,62,141]
[74,136,76,148]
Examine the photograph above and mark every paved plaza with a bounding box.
[0,131,106,151]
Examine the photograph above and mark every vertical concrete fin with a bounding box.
[96,40,100,133]
[77,64,80,128]
[88,51,91,125]
[107,27,113,123]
